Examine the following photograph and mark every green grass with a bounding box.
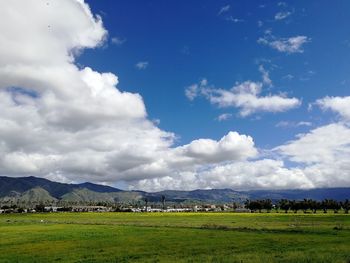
[1,212,350,262]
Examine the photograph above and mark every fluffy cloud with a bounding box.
[0,0,171,182]
[133,122,350,191]
[0,0,258,187]
[276,123,350,165]
[316,96,350,121]
[186,80,300,117]
[130,159,313,191]
[275,123,350,188]
[258,34,310,54]
[1,0,349,192]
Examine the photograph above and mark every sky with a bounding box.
[0,0,350,191]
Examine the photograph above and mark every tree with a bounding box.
[262,199,272,213]
[35,203,45,212]
[245,200,263,213]
[278,199,290,213]
[328,199,340,213]
[341,199,350,214]
[309,199,319,213]
[321,199,332,213]
[161,195,166,211]
[144,197,149,212]
[290,200,302,213]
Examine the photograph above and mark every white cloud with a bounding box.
[225,17,244,23]
[130,159,314,191]
[316,96,350,121]
[258,65,272,86]
[283,74,294,80]
[0,0,171,183]
[177,131,257,164]
[275,123,350,188]
[218,5,230,15]
[275,11,292,20]
[276,123,350,165]
[135,61,149,70]
[188,80,300,117]
[258,34,310,54]
[185,84,199,101]
[2,0,349,192]
[0,0,260,187]
[216,113,232,122]
[111,37,126,46]
[113,131,258,182]
[276,121,312,128]
[133,122,350,191]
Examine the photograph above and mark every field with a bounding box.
[1,212,350,263]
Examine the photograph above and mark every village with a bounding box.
[0,203,250,214]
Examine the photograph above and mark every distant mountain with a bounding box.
[0,176,349,204]
[76,182,122,193]
[61,188,142,203]
[247,188,350,201]
[0,187,57,203]
[0,176,121,199]
[147,189,249,203]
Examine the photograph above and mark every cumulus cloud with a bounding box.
[276,123,350,165]
[130,159,314,192]
[2,0,349,192]
[0,0,172,183]
[0,0,260,187]
[315,96,350,121]
[258,34,311,54]
[186,80,300,117]
[133,122,350,191]
[275,123,350,188]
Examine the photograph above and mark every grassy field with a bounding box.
[1,212,350,263]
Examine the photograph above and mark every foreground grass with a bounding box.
[1,213,350,262]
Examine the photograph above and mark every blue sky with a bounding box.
[1,0,350,191]
[79,0,350,149]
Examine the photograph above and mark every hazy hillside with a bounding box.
[0,187,57,204]
[147,189,249,203]
[0,176,121,198]
[0,176,349,204]
[61,188,143,203]
[247,188,350,201]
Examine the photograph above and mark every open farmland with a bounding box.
[1,212,350,263]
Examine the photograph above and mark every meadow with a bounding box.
[1,212,350,263]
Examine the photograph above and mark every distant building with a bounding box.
[71,206,109,212]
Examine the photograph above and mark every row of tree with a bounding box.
[245,199,350,213]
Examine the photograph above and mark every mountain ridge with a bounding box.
[0,176,349,204]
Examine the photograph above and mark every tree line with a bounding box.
[245,199,350,213]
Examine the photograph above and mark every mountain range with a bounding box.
[0,176,349,205]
